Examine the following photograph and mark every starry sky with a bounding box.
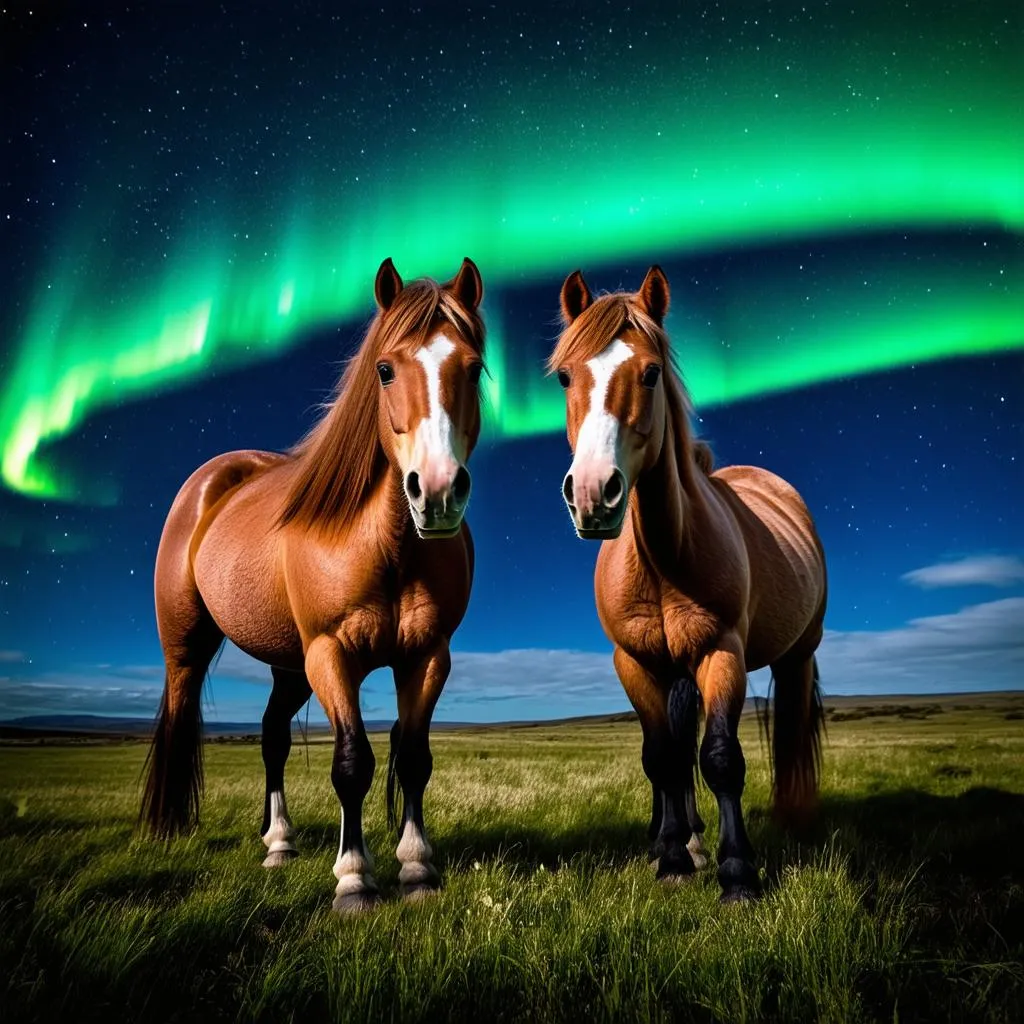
[0,1,1021,724]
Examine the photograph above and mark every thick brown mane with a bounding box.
[548,293,712,477]
[278,279,485,532]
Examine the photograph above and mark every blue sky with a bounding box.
[1,4,1021,723]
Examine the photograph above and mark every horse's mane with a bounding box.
[547,293,713,477]
[279,279,485,532]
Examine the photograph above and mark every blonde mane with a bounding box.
[279,279,485,531]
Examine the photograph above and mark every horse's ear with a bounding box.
[560,270,592,325]
[374,257,403,311]
[637,265,670,325]
[447,257,483,311]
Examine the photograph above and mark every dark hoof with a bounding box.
[717,856,760,895]
[262,849,298,869]
[402,882,441,902]
[720,885,760,905]
[656,853,697,884]
[648,839,666,864]
[332,890,382,916]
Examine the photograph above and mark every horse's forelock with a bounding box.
[548,293,670,371]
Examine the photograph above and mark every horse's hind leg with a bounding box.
[143,564,224,837]
[261,667,312,867]
[389,641,450,899]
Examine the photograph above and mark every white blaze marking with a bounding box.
[413,334,458,463]
[575,338,633,464]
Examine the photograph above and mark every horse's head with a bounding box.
[551,266,672,540]
[373,257,485,538]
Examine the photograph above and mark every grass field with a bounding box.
[1,694,1023,1023]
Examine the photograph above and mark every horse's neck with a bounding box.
[366,465,415,556]
[630,419,712,585]
[299,459,411,558]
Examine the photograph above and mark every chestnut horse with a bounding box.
[550,266,827,903]
[142,257,486,913]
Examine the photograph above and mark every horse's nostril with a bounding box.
[406,471,422,501]
[603,471,625,508]
[562,474,575,506]
[452,466,471,505]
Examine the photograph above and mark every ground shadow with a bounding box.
[296,817,651,878]
[755,786,1024,884]
[74,867,206,907]
[296,785,1024,890]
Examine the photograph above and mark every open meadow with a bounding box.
[1,694,1022,1023]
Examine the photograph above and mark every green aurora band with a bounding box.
[3,9,1022,502]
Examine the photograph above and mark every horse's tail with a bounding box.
[140,658,214,838]
[766,654,824,827]
[386,719,403,834]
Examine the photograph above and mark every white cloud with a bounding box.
[2,599,1021,722]
[439,649,624,720]
[0,676,164,717]
[0,651,26,664]
[802,597,1024,695]
[901,555,1024,589]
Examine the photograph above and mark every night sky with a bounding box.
[1,2,1021,724]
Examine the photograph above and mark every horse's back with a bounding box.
[159,450,287,561]
[710,465,827,668]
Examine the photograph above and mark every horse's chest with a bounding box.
[598,559,721,674]
[292,551,450,663]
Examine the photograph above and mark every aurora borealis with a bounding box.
[2,1,1021,501]
[0,2,1021,721]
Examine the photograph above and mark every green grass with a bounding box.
[1,696,1022,1023]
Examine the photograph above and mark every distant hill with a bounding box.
[1,693,1019,740]
[0,713,442,739]
[0,714,266,738]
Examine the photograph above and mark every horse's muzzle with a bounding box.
[562,466,627,540]
[406,465,471,538]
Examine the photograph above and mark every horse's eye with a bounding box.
[557,369,571,389]
[467,362,483,386]
[377,362,395,386]
[641,364,662,389]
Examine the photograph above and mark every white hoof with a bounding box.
[262,848,299,869]
[399,859,438,886]
[332,889,382,915]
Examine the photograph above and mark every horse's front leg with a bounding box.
[696,633,760,903]
[614,648,700,882]
[305,635,380,915]
[669,676,709,870]
[646,675,710,868]
[388,639,450,900]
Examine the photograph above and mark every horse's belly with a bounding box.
[715,468,826,670]
[193,511,303,669]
